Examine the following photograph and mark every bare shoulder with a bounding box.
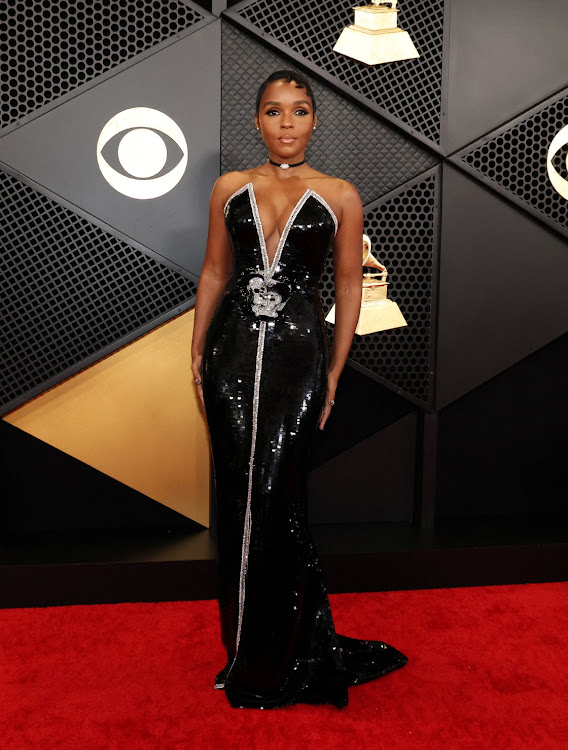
[333,177,362,204]
[211,170,251,207]
[312,175,361,224]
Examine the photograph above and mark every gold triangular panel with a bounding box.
[3,310,210,528]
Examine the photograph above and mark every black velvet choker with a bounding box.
[268,158,306,170]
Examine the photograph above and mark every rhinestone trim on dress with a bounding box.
[223,181,338,238]
[223,318,267,685]
[223,182,249,217]
[248,182,335,276]
[311,191,339,236]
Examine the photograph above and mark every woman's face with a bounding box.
[254,79,316,162]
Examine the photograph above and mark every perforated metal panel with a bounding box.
[221,23,438,204]
[458,90,568,235]
[229,0,445,144]
[319,170,439,406]
[0,0,207,130]
[0,169,197,411]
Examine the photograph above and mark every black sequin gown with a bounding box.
[201,180,408,709]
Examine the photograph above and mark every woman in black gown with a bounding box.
[191,70,408,709]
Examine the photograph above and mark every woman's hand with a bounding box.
[191,355,204,408]
[318,373,338,430]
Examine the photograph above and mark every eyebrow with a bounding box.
[263,100,311,107]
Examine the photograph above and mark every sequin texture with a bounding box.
[202,180,408,709]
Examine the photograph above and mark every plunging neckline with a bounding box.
[248,181,315,275]
[223,180,338,278]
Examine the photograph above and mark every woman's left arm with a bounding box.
[319,181,364,430]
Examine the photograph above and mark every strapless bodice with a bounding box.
[222,182,337,320]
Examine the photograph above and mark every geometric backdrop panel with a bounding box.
[0,0,209,131]
[0,22,221,277]
[436,164,568,410]
[228,0,445,145]
[319,168,439,407]
[445,0,568,154]
[221,22,439,205]
[456,88,568,240]
[0,169,197,414]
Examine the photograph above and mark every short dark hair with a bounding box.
[255,69,316,116]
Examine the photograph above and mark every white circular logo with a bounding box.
[96,107,188,199]
[547,124,568,201]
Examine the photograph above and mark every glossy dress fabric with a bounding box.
[201,181,408,709]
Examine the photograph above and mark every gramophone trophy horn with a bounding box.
[325,234,407,335]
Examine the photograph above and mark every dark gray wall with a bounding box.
[437,332,568,518]
[436,164,568,409]
[445,0,568,154]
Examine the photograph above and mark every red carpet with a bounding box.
[1,582,567,749]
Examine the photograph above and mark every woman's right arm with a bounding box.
[191,175,235,406]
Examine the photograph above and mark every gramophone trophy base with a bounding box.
[363,280,388,303]
[325,299,408,335]
[333,26,419,65]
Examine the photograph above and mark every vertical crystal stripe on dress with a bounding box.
[223,318,266,684]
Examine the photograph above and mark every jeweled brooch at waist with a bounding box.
[247,275,291,318]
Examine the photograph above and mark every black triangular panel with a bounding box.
[309,414,416,525]
[225,0,444,146]
[453,88,568,240]
[221,22,439,206]
[437,332,568,517]
[436,164,568,410]
[0,420,204,535]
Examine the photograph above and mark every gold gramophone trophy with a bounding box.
[325,234,407,335]
[333,0,420,66]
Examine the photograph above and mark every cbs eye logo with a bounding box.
[96,107,188,199]
[547,123,568,202]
